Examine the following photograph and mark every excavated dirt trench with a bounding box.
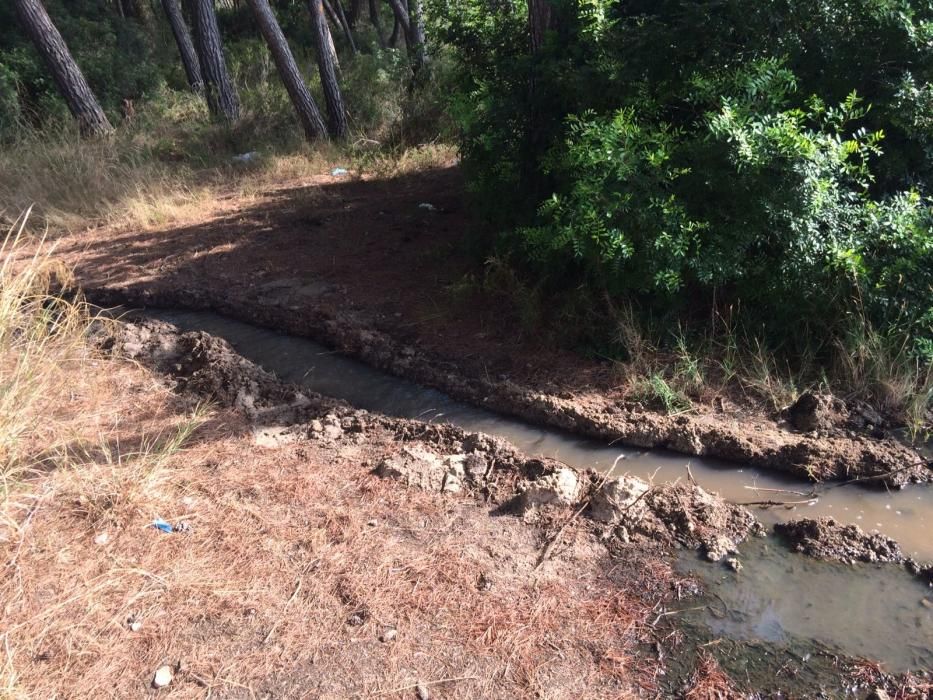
[98,313,933,689]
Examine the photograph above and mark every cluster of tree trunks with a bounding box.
[14,0,437,139]
[247,0,328,140]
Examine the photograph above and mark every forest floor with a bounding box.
[55,164,928,487]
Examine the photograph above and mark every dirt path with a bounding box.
[58,166,927,485]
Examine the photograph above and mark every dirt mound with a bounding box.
[103,319,305,414]
[591,477,761,559]
[786,392,850,432]
[774,517,904,565]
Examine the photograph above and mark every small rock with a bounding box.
[416,683,431,700]
[346,612,365,627]
[309,419,324,434]
[379,628,397,643]
[868,688,891,700]
[130,620,143,632]
[703,534,737,562]
[366,519,378,527]
[152,665,174,688]
[94,532,110,545]
[921,598,932,609]
[520,466,581,509]
[725,557,743,572]
[477,572,492,591]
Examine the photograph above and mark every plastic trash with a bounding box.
[418,202,437,212]
[232,151,258,164]
[151,517,173,533]
[331,167,349,176]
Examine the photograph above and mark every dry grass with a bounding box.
[0,89,455,240]
[683,652,740,700]
[0,213,94,486]
[2,401,666,697]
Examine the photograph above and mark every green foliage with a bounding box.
[440,0,933,363]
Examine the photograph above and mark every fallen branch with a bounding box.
[738,498,819,508]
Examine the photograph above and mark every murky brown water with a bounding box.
[145,309,933,672]
[678,536,933,674]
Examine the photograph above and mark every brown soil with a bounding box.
[57,167,928,486]
[5,319,692,698]
[773,517,905,565]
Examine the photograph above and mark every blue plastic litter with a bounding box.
[331,167,349,176]
[151,517,173,533]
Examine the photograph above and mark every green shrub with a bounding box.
[440,0,933,363]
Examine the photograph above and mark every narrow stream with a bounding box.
[144,309,933,673]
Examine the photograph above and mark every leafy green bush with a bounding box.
[440,0,933,362]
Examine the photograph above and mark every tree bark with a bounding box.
[308,0,348,138]
[528,0,552,54]
[186,0,240,121]
[333,0,358,54]
[247,0,327,141]
[160,0,204,92]
[385,0,410,38]
[368,0,386,48]
[388,9,401,47]
[324,0,357,54]
[406,0,427,75]
[347,0,362,27]
[13,0,112,136]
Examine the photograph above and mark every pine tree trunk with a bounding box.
[247,0,327,141]
[388,9,401,47]
[528,0,552,54]
[347,0,361,27]
[406,0,427,75]
[160,0,203,92]
[186,0,240,121]
[308,0,348,138]
[332,0,358,54]
[369,0,386,48]
[13,0,112,136]
[385,0,410,39]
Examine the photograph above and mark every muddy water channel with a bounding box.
[146,309,933,672]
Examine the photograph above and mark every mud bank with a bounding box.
[102,318,759,559]
[86,285,928,487]
[775,517,933,585]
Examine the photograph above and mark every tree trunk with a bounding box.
[160,0,203,92]
[368,0,386,48]
[308,0,348,138]
[385,0,410,39]
[528,0,552,54]
[332,0,358,54]
[406,0,426,75]
[388,8,401,47]
[347,0,361,27]
[186,0,240,121]
[13,0,112,136]
[247,0,327,141]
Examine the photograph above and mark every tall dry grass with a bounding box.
[0,210,93,488]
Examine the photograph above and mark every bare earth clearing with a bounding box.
[57,165,927,487]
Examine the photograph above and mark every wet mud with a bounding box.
[85,284,929,488]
